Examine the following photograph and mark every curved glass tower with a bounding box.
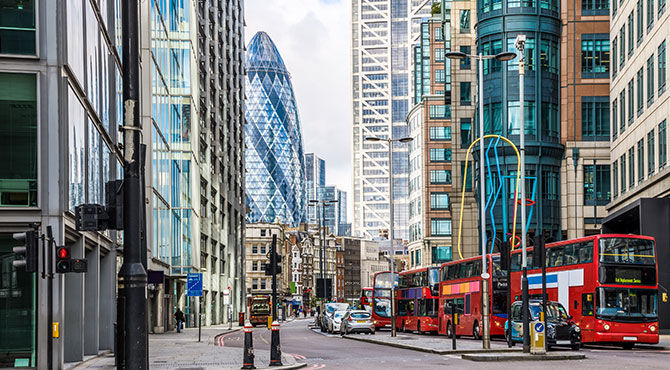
[245,32,306,226]
[476,1,564,240]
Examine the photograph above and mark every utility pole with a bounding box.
[271,234,278,322]
[118,0,148,367]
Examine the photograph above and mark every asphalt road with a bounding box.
[219,318,670,369]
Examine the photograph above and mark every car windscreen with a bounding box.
[351,312,370,319]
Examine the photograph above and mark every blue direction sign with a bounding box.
[187,273,203,297]
[534,322,545,333]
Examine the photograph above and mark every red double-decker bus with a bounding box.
[438,255,508,338]
[371,271,397,329]
[359,287,373,309]
[395,267,440,334]
[509,234,658,347]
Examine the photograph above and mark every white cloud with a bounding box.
[245,0,352,219]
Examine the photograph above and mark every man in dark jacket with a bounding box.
[175,308,185,333]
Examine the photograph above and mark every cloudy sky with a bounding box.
[244,0,352,214]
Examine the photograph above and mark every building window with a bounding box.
[460,82,471,106]
[648,56,655,105]
[584,165,611,205]
[637,68,644,116]
[507,37,535,71]
[430,193,450,210]
[460,46,471,70]
[260,229,266,236]
[659,120,668,169]
[260,245,266,254]
[252,245,258,254]
[619,27,626,69]
[620,154,627,193]
[508,101,536,136]
[482,39,503,74]
[541,102,559,140]
[612,37,618,77]
[661,0,667,16]
[628,12,634,55]
[542,171,560,201]
[541,0,559,11]
[659,40,667,94]
[613,0,619,14]
[460,10,471,33]
[252,261,258,271]
[581,98,610,140]
[508,0,535,7]
[435,27,443,41]
[637,139,645,182]
[430,148,452,162]
[434,47,445,62]
[582,0,610,14]
[431,219,452,236]
[612,159,618,198]
[461,119,472,148]
[430,170,452,184]
[637,1,644,43]
[581,36,610,77]
[648,0,655,30]
[1,73,37,207]
[619,90,626,133]
[252,279,258,290]
[0,1,36,55]
[435,69,446,83]
[481,0,503,13]
[429,105,450,119]
[627,78,634,123]
[260,279,266,290]
[540,39,559,74]
[430,126,452,141]
[461,161,473,191]
[483,102,503,134]
[432,246,452,264]
[648,129,656,176]
[629,147,635,188]
[612,98,618,140]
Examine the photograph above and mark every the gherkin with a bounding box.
[245,31,306,226]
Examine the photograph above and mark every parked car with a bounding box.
[319,302,349,332]
[328,310,347,333]
[506,300,581,350]
[340,310,375,335]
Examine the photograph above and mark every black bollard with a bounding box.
[241,324,256,369]
[269,321,282,366]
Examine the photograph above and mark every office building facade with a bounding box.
[245,31,306,227]
[351,0,441,240]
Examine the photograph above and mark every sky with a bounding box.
[244,0,352,218]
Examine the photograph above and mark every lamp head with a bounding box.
[398,137,414,143]
[495,51,517,61]
[365,136,382,142]
[445,51,468,60]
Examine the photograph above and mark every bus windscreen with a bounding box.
[599,238,655,265]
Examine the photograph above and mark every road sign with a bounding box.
[187,273,203,297]
[531,321,546,354]
[223,289,231,305]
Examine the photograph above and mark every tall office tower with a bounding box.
[305,153,326,223]
[351,0,440,240]
[196,0,247,326]
[245,32,306,227]
[0,1,120,366]
[337,189,351,235]
[604,0,670,330]
[474,0,564,242]
[560,0,610,239]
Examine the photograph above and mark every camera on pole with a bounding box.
[12,230,38,272]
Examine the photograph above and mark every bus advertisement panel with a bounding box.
[508,234,658,347]
[372,271,397,329]
[395,267,440,333]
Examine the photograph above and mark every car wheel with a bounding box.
[622,343,635,350]
[473,321,480,340]
[371,330,376,335]
[402,321,406,333]
[505,330,515,347]
[447,321,453,338]
[571,342,580,351]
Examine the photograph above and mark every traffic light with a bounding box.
[264,252,282,275]
[496,239,511,271]
[12,230,38,272]
[533,233,546,269]
[56,246,71,273]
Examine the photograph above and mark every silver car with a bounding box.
[328,310,346,333]
[340,310,375,335]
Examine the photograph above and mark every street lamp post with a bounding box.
[364,136,413,337]
[309,199,338,304]
[445,50,516,349]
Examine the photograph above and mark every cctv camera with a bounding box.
[515,35,527,51]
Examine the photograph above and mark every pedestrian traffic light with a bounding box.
[56,246,71,273]
[12,230,38,272]
[496,239,511,270]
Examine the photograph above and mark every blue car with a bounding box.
[505,300,581,350]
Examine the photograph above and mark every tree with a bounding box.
[431,3,441,16]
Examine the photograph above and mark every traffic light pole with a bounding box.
[271,234,278,322]
[46,226,54,370]
[118,0,148,367]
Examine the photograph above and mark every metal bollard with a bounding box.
[269,321,282,366]
[241,324,256,369]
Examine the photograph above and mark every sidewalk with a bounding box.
[343,332,521,355]
[70,323,304,370]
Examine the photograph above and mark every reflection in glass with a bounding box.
[0,0,36,55]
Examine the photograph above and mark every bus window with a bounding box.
[398,300,408,316]
[441,266,448,281]
[581,292,594,315]
[427,299,438,318]
[448,263,458,280]
[473,260,482,276]
[399,275,408,289]
[564,244,579,265]
[421,271,428,286]
[511,253,521,271]
[547,247,562,267]
[462,262,473,278]
[408,300,415,316]
[465,294,471,315]
[579,242,593,263]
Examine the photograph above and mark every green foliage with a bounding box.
[431,3,441,16]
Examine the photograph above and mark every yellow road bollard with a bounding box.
[267,315,272,330]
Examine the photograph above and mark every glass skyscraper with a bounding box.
[351,0,440,240]
[245,32,306,227]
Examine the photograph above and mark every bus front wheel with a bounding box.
[447,322,453,338]
[472,321,480,340]
[622,343,635,350]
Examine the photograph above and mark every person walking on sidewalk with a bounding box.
[175,308,185,333]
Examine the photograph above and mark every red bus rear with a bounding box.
[371,271,397,329]
[395,267,440,333]
[438,255,508,338]
[509,234,658,347]
[359,287,373,309]
[248,295,271,326]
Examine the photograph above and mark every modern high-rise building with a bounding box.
[245,31,306,227]
[305,152,326,222]
[351,0,440,240]
[604,0,670,329]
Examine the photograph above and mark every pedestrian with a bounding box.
[175,308,185,333]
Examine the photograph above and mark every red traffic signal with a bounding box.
[58,247,69,259]
[56,247,71,273]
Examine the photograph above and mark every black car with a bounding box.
[506,300,582,350]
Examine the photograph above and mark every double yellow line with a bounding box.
[457,135,521,260]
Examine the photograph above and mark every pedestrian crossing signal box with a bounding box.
[531,321,546,354]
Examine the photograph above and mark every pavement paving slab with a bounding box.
[460,352,587,362]
[342,332,521,354]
